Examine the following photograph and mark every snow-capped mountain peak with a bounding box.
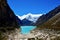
[17,13,42,23]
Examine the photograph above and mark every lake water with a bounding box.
[21,26,36,34]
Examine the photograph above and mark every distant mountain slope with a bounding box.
[16,16,34,26]
[21,18,34,26]
[17,13,42,26]
[17,13,42,23]
[36,6,60,26]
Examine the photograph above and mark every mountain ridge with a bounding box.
[17,13,42,26]
[36,5,60,30]
[36,5,60,26]
[17,13,42,23]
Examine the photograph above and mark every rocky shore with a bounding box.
[6,29,60,40]
[30,29,60,40]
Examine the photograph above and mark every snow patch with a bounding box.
[17,13,43,22]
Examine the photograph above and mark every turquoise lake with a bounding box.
[21,26,36,34]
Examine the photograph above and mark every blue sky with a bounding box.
[7,0,60,16]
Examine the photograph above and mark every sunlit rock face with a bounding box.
[36,6,60,26]
[36,6,60,30]
[0,0,20,40]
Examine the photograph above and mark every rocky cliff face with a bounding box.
[0,0,20,40]
[36,6,60,26]
[36,6,60,30]
[37,12,60,30]
[0,0,19,28]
